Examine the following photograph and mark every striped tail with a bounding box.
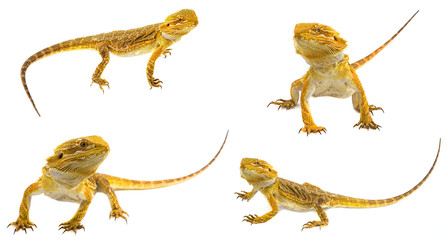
[21,36,97,116]
[332,139,440,208]
[101,131,228,191]
[350,10,419,71]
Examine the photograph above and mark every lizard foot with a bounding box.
[267,99,296,110]
[91,77,110,93]
[235,191,253,201]
[148,76,163,89]
[299,125,327,135]
[59,220,85,234]
[8,219,37,233]
[301,220,327,230]
[109,208,128,222]
[353,116,381,130]
[163,48,172,58]
[369,105,384,115]
[242,214,264,224]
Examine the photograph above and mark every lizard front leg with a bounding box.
[243,194,278,224]
[59,199,91,233]
[299,79,326,135]
[8,181,42,233]
[235,188,258,201]
[268,75,305,110]
[348,71,381,130]
[94,175,128,221]
[59,188,94,234]
[301,204,329,230]
[91,44,110,92]
[146,46,166,88]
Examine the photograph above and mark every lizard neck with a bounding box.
[161,32,181,42]
[303,52,346,70]
[246,177,277,191]
[42,165,89,190]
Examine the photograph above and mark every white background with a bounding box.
[1,0,446,239]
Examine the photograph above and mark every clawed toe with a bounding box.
[267,99,296,110]
[299,126,327,135]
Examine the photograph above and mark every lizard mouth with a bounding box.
[48,149,108,174]
[295,33,347,57]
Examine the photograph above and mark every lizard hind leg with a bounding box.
[94,174,128,222]
[352,93,384,114]
[91,44,110,92]
[301,204,329,230]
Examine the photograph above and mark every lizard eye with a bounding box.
[167,23,170,26]
[58,153,64,159]
[316,27,321,33]
[80,141,87,148]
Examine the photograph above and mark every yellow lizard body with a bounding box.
[21,9,198,116]
[236,139,440,230]
[9,132,227,233]
[268,11,418,134]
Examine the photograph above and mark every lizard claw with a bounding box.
[353,115,381,130]
[91,77,110,93]
[8,219,37,234]
[148,77,163,89]
[369,105,384,115]
[301,220,327,231]
[162,48,172,58]
[299,125,327,135]
[59,221,85,234]
[109,208,129,223]
[242,214,260,224]
[267,99,296,110]
[235,191,252,201]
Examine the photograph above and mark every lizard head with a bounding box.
[45,136,110,185]
[240,158,277,186]
[293,23,347,61]
[160,9,199,41]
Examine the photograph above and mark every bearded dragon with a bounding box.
[21,9,198,116]
[8,132,227,233]
[268,11,418,134]
[236,139,440,230]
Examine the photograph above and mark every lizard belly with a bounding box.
[311,77,355,98]
[43,189,85,203]
[113,44,156,57]
[275,194,314,212]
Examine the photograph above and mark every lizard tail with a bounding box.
[21,36,98,116]
[350,10,419,71]
[102,131,228,191]
[332,139,440,208]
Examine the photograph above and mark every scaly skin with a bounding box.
[8,132,227,233]
[236,139,440,230]
[21,9,199,116]
[268,11,418,134]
